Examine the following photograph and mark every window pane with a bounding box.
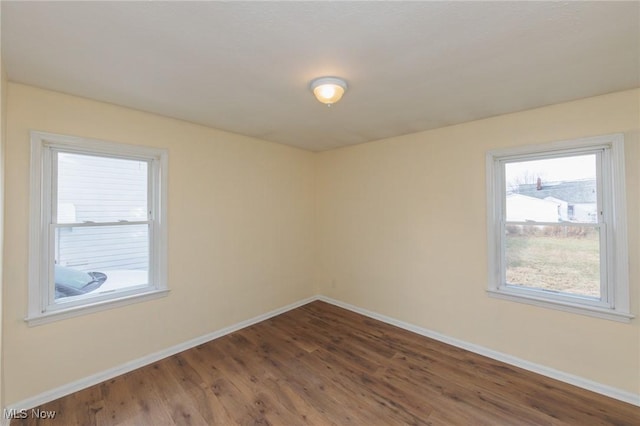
[54,224,149,301]
[57,152,148,223]
[505,154,597,223]
[505,224,600,299]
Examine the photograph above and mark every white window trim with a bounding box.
[486,134,632,323]
[27,131,169,326]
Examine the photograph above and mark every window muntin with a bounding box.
[486,134,631,322]
[28,132,168,324]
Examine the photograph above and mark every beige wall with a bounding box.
[3,82,639,406]
[316,89,640,395]
[3,83,316,404]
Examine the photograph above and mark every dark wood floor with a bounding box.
[12,301,640,425]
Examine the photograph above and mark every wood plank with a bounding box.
[10,301,640,425]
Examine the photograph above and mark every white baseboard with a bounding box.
[4,293,638,418]
[4,295,318,414]
[317,295,640,407]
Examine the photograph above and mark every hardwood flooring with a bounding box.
[12,301,640,425]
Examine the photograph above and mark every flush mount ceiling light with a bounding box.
[310,77,348,106]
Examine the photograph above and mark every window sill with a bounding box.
[25,289,170,326]
[487,289,634,323]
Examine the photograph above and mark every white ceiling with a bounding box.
[2,1,639,151]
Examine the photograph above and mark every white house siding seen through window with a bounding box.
[56,153,149,274]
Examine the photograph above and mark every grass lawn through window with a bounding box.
[506,229,600,298]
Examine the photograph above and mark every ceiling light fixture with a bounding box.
[310,77,348,106]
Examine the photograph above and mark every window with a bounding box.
[486,134,632,322]
[28,132,168,325]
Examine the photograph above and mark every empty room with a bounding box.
[0,1,639,425]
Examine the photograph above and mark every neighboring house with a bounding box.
[56,154,149,273]
[506,193,561,222]
[514,179,597,223]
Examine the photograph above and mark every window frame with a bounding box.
[486,134,632,322]
[27,131,168,326]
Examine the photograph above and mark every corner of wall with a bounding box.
[0,1,7,412]
[312,151,321,296]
